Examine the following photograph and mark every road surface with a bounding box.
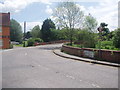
[2,44,118,88]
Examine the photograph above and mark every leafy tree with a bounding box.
[84,14,98,32]
[53,2,84,45]
[41,18,56,42]
[25,31,32,39]
[31,25,41,38]
[97,23,110,41]
[50,28,69,41]
[113,28,120,48]
[75,29,96,48]
[10,19,23,42]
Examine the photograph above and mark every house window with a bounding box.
[0,39,2,46]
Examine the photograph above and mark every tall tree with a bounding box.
[31,25,41,38]
[84,14,98,33]
[41,18,56,42]
[53,2,84,45]
[10,19,23,42]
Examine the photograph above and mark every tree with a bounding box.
[25,31,32,39]
[75,29,96,48]
[41,18,56,42]
[31,25,41,38]
[84,14,98,32]
[113,28,120,48]
[53,2,84,45]
[10,19,23,42]
[98,23,110,36]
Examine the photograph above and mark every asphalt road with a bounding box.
[2,44,118,88]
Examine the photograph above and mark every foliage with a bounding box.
[41,19,56,42]
[27,38,43,46]
[34,38,43,43]
[97,22,110,36]
[10,19,23,42]
[96,41,113,49]
[66,43,83,48]
[31,25,41,38]
[9,44,13,49]
[113,28,120,48]
[95,41,120,50]
[84,14,98,33]
[74,29,96,48]
[25,31,32,39]
[27,38,35,46]
[53,2,84,45]
[50,28,69,41]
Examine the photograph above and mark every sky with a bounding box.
[0,0,119,32]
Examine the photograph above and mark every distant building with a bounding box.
[0,12,10,49]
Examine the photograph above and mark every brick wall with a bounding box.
[34,40,69,46]
[62,45,120,64]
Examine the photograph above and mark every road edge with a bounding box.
[53,49,120,68]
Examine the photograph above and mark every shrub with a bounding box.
[9,44,13,49]
[27,38,43,47]
[96,41,114,49]
[27,38,35,46]
[75,30,96,48]
[34,38,43,43]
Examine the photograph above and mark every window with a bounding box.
[0,39,2,46]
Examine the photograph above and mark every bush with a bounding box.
[34,38,43,43]
[9,44,13,49]
[27,38,35,46]
[96,41,115,50]
[75,29,96,48]
[27,38,43,47]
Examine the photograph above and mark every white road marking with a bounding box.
[25,53,27,56]
[66,75,75,79]
[92,83,100,88]
[79,80,82,82]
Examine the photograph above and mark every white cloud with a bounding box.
[20,21,43,32]
[1,0,119,31]
[45,5,53,15]
[76,4,86,11]
[0,0,52,13]
[85,0,119,31]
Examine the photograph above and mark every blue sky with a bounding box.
[0,0,119,31]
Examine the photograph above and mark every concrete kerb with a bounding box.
[53,49,120,68]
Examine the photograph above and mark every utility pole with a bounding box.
[23,21,26,47]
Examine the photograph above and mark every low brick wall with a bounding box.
[34,40,69,46]
[61,45,120,64]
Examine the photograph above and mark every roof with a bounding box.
[0,13,10,26]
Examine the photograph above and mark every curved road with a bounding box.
[2,44,118,88]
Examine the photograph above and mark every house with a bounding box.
[0,12,10,49]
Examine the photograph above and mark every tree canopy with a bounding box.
[53,2,84,45]
[10,19,23,42]
[113,28,120,48]
[84,14,98,32]
[41,18,56,42]
[31,25,41,38]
